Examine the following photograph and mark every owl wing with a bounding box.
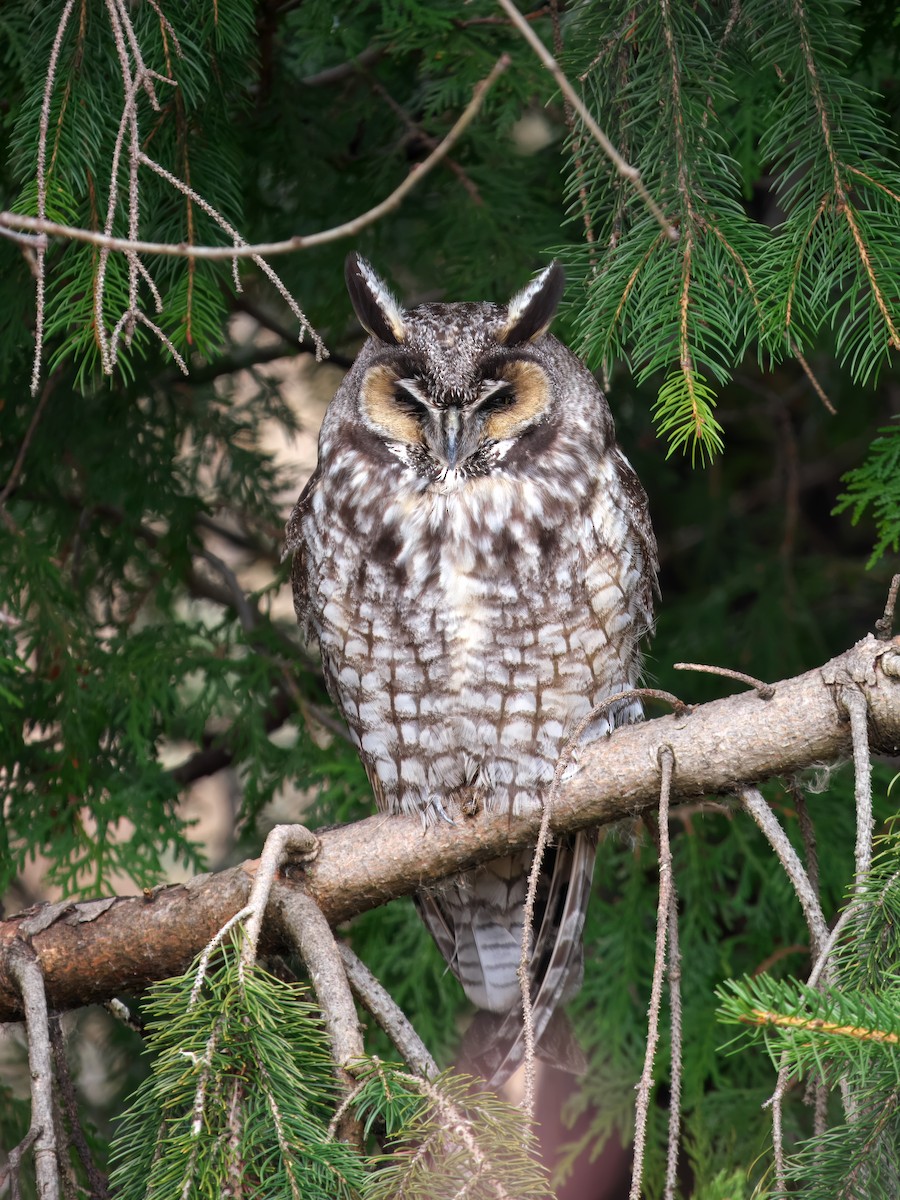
[284,463,323,637]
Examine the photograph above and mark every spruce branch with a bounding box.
[353,1063,551,1200]
[494,0,676,241]
[754,0,900,380]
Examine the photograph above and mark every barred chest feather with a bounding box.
[300,448,647,820]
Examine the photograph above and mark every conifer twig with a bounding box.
[276,889,364,1072]
[664,880,683,1200]
[518,686,683,1118]
[674,661,775,699]
[494,0,676,241]
[31,0,78,397]
[0,369,62,516]
[549,0,596,258]
[240,824,320,975]
[519,779,552,1123]
[630,746,677,1200]
[396,1071,516,1200]
[875,574,900,641]
[48,1016,110,1200]
[789,778,821,920]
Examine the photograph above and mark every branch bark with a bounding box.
[0,634,898,1022]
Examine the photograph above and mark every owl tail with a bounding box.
[415,831,597,1088]
[461,1006,588,1088]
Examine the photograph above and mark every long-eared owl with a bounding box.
[286,255,657,1084]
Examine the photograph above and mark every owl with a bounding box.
[286,255,657,1085]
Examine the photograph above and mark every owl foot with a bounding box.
[423,794,456,827]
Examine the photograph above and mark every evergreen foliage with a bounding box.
[106,940,551,1200]
[718,822,900,1196]
[1,1,899,1197]
[109,947,366,1200]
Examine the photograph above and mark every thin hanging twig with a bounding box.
[630,746,677,1200]
[8,941,60,1200]
[840,687,874,898]
[664,882,683,1200]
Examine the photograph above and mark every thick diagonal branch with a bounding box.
[0,634,898,1021]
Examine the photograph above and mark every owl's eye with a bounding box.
[361,364,427,445]
[480,361,550,440]
[392,382,431,421]
[479,384,517,414]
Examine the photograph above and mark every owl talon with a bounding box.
[429,795,456,826]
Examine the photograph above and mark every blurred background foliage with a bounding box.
[1,0,899,1196]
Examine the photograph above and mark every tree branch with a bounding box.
[0,634,898,1021]
[0,55,510,262]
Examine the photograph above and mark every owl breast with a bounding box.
[298,448,647,820]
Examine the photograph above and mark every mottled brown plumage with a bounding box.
[286,256,657,1084]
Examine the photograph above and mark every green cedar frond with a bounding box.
[833,417,900,566]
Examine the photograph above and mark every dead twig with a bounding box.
[239,824,319,974]
[337,941,438,1079]
[275,888,364,1073]
[7,940,59,1200]
[875,574,900,641]
[665,892,683,1200]
[48,1017,110,1199]
[0,56,510,263]
[674,661,775,699]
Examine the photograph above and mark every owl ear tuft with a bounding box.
[499,261,565,347]
[345,253,407,344]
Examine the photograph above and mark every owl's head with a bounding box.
[338,254,601,483]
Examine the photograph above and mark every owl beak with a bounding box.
[441,407,464,468]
